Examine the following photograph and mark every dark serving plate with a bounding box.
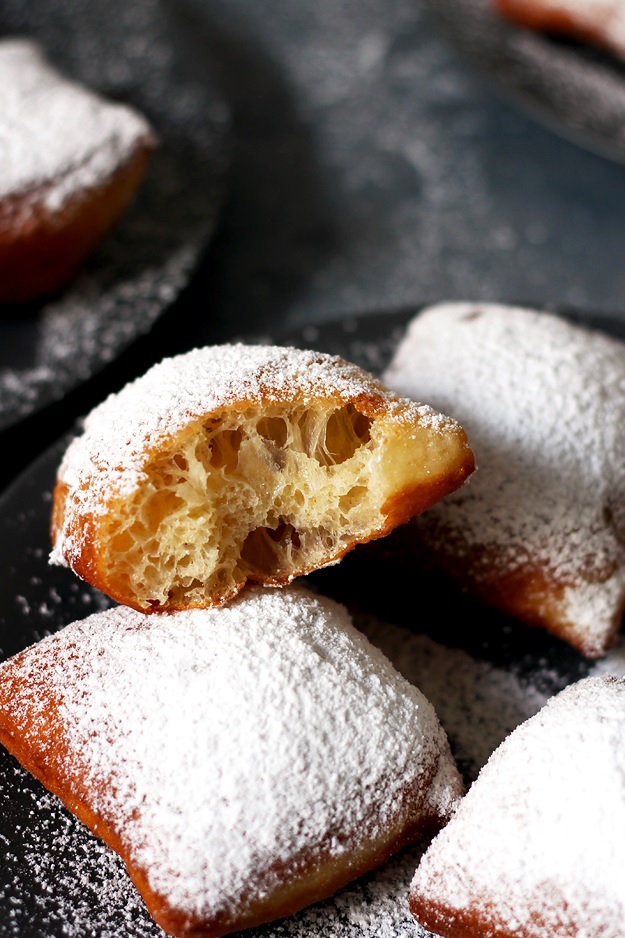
[0,305,624,936]
[425,0,625,166]
[0,0,229,434]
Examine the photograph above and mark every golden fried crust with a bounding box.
[51,430,475,615]
[383,520,624,658]
[0,139,154,304]
[410,895,534,938]
[382,301,625,659]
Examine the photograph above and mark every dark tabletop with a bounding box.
[3,0,625,493]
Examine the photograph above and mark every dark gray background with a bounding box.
[186,0,625,339]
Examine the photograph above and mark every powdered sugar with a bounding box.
[0,39,152,211]
[383,301,625,655]
[411,675,625,937]
[358,615,559,781]
[0,586,461,926]
[0,764,163,938]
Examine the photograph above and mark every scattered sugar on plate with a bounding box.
[0,0,229,431]
[358,614,562,781]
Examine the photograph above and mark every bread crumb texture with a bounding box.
[51,343,473,610]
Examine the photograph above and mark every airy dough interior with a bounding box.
[101,399,418,610]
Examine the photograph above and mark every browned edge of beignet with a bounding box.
[411,870,585,938]
[375,520,624,659]
[0,136,154,304]
[0,683,456,938]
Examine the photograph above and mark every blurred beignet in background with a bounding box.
[0,39,155,304]
[410,675,625,938]
[50,343,474,612]
[493,0,625,61]
[383,301,625,658]
[0,586,463,938]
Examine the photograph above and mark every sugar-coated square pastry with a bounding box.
[0,39,155,304]
[410,674,625,938]
[383,301,625,657]
[0,585,462,938]
[50,343,474,612]
[493,0,625,61]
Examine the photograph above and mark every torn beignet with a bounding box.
[50,343,474,612]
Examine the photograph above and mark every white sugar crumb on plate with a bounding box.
[0,586,460,933]
[0,39,152,210]
[382,300,625,657]
[357,614,561,780]
[0,767,164,938]
[410,675,625,937]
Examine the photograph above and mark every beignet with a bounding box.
[383,301,625,657]
[493,0,625,61]
[0,39,155,304]
[50,343,474,612]
[410,675,625,938]
[0,585,462,938]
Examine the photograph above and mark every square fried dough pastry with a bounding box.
[383,301,625,658]
[50,343,474,612]
[0,39,155,304]
[0,585,462,938]
[493,0,625,61]
[410,675,625,938]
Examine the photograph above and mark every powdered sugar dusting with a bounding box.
[358,615,559,781]
[0,39,152,210]
[590,634,625,679]
[0,764,163,938]
[383,301,625,655]
[411,675,625,936]
[0,586,460,925]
